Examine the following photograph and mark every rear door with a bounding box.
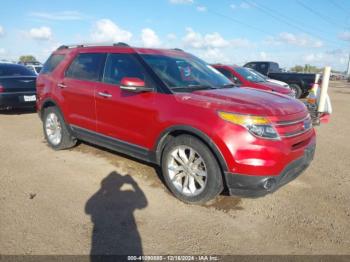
[95,53,158,148]
[61,53,106,131]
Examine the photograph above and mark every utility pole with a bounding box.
[347,53,350,76]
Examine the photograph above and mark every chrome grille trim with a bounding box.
[280,126,313,138]
[275,115,311,126]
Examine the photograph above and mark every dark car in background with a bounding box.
[244,61,317,98]
[0,63,37,110]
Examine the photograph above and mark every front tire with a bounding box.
[161,135,223,204]
[290,84,302,99]
[43,106,77,150]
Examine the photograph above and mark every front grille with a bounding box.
[274,115,313,138]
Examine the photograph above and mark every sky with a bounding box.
[0,0,349,71]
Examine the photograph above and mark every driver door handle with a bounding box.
[57,83,67,89]
[98,92,112,98]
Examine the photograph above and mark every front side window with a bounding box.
[140,54,232,92]
[102,53,151,86]
[65,53,105,81]
[41,54,65,74]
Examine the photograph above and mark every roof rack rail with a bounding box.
[56,43,131,50]
[113,42,130,47]
[173,48,184,52]
[57,45,69,50]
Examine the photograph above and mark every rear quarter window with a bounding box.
[41,54,65,74]
[65,53,105,81]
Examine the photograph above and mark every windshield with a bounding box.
[140,54,232,92]
[247,68,268,80]
[234,67,266,83]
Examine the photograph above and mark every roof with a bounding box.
[245,61,278,64]
[211,64,240,69]
[54,43,188,57]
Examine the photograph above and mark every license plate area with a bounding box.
[23,95,36,102]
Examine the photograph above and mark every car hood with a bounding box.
[253,81,292,95]
[176,87,306,116]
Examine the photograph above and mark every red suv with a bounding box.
[212,64,295,97]
[36,43,316,204]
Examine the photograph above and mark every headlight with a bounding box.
[218,111,280,140]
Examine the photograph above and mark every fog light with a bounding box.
[263,178,276,191]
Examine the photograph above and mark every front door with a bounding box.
[95,53,159,148]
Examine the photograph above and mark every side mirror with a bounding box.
[120,77,153,92]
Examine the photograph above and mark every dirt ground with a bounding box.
[0,81,349,255]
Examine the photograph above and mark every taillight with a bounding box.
[0,85,4,93]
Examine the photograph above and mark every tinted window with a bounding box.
[270,63,280,72]
[258,63,268,74]
[245,63,257,70]
[66,53,105,81]
[140,54,231,91]
[41,54,65,74]
[216,68,233,79]
[35,66,42,73]
[103,54,149,85]
[0,64,36,76]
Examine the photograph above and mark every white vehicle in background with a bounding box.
[246,67,296,97]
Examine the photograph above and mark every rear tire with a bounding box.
[290,84,302,99]
[161,135,223,204]
[43,107,77,150]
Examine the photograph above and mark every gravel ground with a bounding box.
[0,81,349,255]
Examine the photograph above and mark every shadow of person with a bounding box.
[85,171,148,258]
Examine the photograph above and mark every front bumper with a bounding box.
[224,143,316,197]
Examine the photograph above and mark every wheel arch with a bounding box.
[40,98,60,120]
[154,125,229,173]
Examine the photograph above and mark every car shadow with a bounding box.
[78,141,230,198]
[0,108,36,115]
[85,171,148,259]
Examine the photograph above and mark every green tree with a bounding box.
[19,55,37,63]
[290,64,323,73]
[290,65,304,72]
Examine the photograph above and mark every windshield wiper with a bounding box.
[171,85,216,90]
[221,83,237,88]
